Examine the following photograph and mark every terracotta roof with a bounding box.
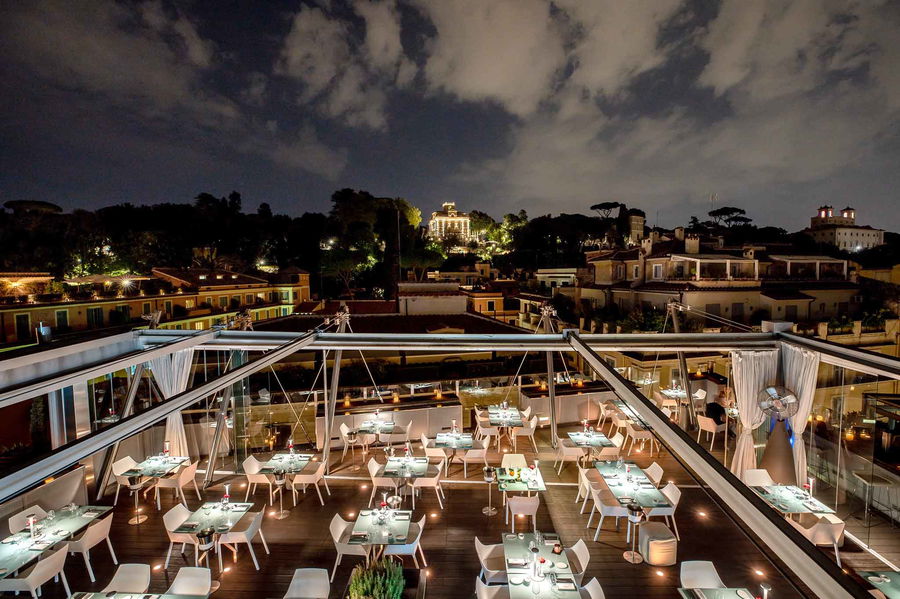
[256,313,526,334]
[151,267,268,287]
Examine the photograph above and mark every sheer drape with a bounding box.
[148,349,195,459]
[781,343,820,485]
[729,349,779,480]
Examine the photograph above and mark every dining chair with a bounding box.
[579,577,606,599]
[243,455,276,505]
[696,415,727,451]
[596,401,616,428]
[421,433,449,475]
[644,461,664,488]
[511,416,539,453]
[411,468,444,510]
[8,506,48,534]
[217,511,270,571]
[101,564,151,593]
[284,568,330,599]
[624,422,657,456]
[586,485,629,542]
[461,439,490,478]
[474,537,507,585]
[165,567,212,596]
[594,433,623,462]
[0,545,70,599]
[383,515,427,567]
[339,423,368,462]
[575,465,603,513]
[565,539,591,585]
[741,468,775,487]
[476,417,501,449]
[329,514,368,582]
[154,460,201,508]
[110,456,139,506]
[162,503,200,568]
[645,482,682,539]
[554,438,586,474]
[506,495,539,532]
[290,462,331,506]
[366,458,397,507]
[66,513,118,582]
[787,513,845,567]
[608,413,629,438]
[500,453,528,469]
[475,575,510,599]
[679,561,725,589]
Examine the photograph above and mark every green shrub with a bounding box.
[347,559,405,599]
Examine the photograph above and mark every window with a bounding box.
[281,291,289,301]
[652,264,663,280]
[281,307,289,316]
[194,321,205,330]
[245,294,254,304]
[142,302,151,314]
[731,303,744,320]
[185,299,195,309]
[14,313,31,341]
[117,305,131,319]
[632,265,639,279]
[86,307,104,328]
[164,300,173,314]
[219,296,228,308]
[55,310,68,329]
[486,300,496,312]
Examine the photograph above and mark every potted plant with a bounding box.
[347,560,405,599]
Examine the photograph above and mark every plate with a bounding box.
[395,535,407,541]
[509,575,524,585]
[555,562,568,569]
[736,591,753,599]
[215,524,230,532]
[868,575,889,583]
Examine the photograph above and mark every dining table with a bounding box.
[594,461,670,542]
[497,464,546,494]
[124,455,189,479]
[502,531,579,598]
[0,505,113,579]
[348,508,413,558]
[676,589,754,599]
[487,406,525,428]
[568,431,614,449]
[356,420,395,435]
[858,571,900,598]
[750,485,835,516]
[259,453,314,474]
[433,432,474,464]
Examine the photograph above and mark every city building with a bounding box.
[425,261,498,285]
[427,201,474,242]
[0,267,310,345]
[805,205,885,251]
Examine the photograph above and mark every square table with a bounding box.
[0,505,112,579]
[497,465,546,493]
[356,420,395,435]
[858,571,900,598]
[488,407,524,428]
[348,509,413,548]
[852,471,895,527]
[677,589,754,599]
[502,532,579,598]
[750,485,835,516]
[259,453,314,474]
[433,432,474,450]
[123,455,189,478]
[174,502,253,534]
[568,431,614,448]
[380,456,433,478]
[594,462,670,509]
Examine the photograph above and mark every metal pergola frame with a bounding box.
[0,328,895,598]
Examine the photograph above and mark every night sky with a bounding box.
[1,1,899,231]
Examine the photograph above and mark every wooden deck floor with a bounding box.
[25,423,882,599]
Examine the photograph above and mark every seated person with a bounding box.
[705,400,726,425]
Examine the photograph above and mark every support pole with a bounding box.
[323,308,349,473]
[95,363,145,500]
[542,304,559,448]
[203,386,234,488]
[668,301,697,428]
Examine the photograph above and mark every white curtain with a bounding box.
[149,349,195,459]
[729,349,779,480]
[781,343,820,485]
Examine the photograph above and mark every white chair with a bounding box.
[645,461,664,488]
[242,455,276,505]
[217,511,270,571]
[421,433,449,475]
[476,418,501,449]
[645,481,681,539]
[575,465,603,513]
[110,456,139,506]
[554,438,586,474]
[383,515,427,567]
[653,390,678,411]
[742,468,775,487]
[329,514,368,582]
[8,506,48,534]
[565,539,591,585]
[696,415,726,451]
[461,439,490,478]
[367,458,397,506]
[521,406,532,420]
[155,460,201,508]
[625,422,658,456]
[101,564,151,593]
[165,567,212,596]
[511,416,539,453]
[787,514,845,567]
[163,503,200,568]
[596,401,616,428]
[608,413,629,438]
[586,486,629,542]
[692,388,708,409]
[679,561,725,589]
[411,468,444,510]
[475,576,510,599]
[0,544,70,599]
[66,513,117,582]
[501,453,527,469]
[579,577,606,599]
[258,388,271,403]
[339,422,370,462]
[290,462,331,506]
[506,495,539,532]
[285,568,330,599]
[475,537,507,585]
[593,433,623,461]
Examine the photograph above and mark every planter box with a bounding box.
[343,568,425,599]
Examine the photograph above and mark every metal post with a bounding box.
[203,386,234,489]
[95,364,145,500]
[668,301,697,428]
[323,308,349,472]
[542,304,558,447]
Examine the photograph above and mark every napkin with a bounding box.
[350,532,369,540]
[30,541,52,550]
[183,521,199,528]
[415,457,428,462]
[394,512,411,520]
[82,511,101,518]
[507,558,528,566]
[556,581,576,591]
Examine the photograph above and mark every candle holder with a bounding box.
[272,470,290,520]
[482,467,497,516]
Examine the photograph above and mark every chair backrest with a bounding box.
[420,433,431,448]
[163,503,191,532]
[507,494,539,516]
[81,513,114,549]
[661,407,673,420]
[179,461,199,485]
[645,462,663,486]
[741,468,775,487]
[258,388,271,401]
[611,432,624,447]
[527,416,538,431]
[27,545,68,587]
[474,537,493,563]
[522,406,532,419]
[694,388,707,400]
[652,390,666,405]
[697,415,717,433]
[581,577,606,599]
[242,455,262,475]
[329,513,349,544]
[680,561,724,589]
[111,456,137,477]
[661,482,681,507]
[570,539,590,573]
[410,515,426,543]
[339,422,351,438]
[8,506,48,534]
[244,511,264,538]
[167,567,211,595]
[806,517,845,545]
[367,458,381,479]
[475,576,505,599]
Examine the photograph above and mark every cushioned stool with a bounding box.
[639,521,677,566]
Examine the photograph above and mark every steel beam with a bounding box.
[95,363,145,500]
[566,331,869,599]
[0,331,317,505]
[203,386,234,488]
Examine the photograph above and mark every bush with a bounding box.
[348,559,404,599]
